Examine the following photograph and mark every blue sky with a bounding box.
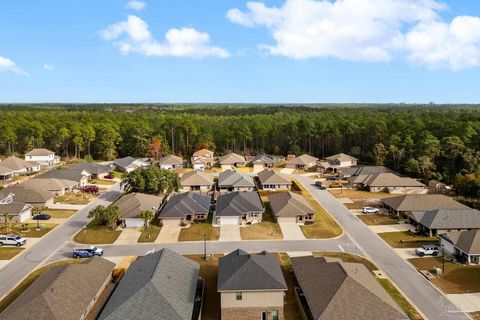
[1,0,480,103]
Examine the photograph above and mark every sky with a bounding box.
[1,0,480,103]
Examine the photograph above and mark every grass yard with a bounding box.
[409,257,480,294]
[137,224,162,243]
[358,214,398,225]
[36,209,77,218]
[278,254,304,320]
[292,179,342,239]
[0,223,57,238]
[173,168,194,174]
[178,214,220,241]
[329,189,400,210]
[471,312,480,320]
[378,278,424,320]
[0,259,85,313]
[55,192,97,205]
[240,198,283,240]
[73,222,122,244]
[90,178,116,185]
[0,247,24,260]
[378,231,438,248]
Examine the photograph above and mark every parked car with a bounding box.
[104,173,114,179]
[362,207,380,214]
[415,245,439,257]
[82,185,99,194]
[32,213,51,220]
[0,235,27,247]
[326,176,339,181]
[314,181,327,189]
[73,246,104,258]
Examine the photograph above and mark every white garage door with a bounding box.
[162,219,182,226]
[125,218,144,228]
[220,216,239,225]
[19,210,32,222]
[277,217,297,224]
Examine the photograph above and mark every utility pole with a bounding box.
[442,245,445,274]
[203,234,207,261]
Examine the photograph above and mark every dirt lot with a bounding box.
[329,189,400,209]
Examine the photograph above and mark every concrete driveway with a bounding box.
[447,293,480,313]
[279,223,305,240]
[220,225,241,241]
[114,228,141,245]
[280,168,295,174]
[156,226,181,243]
[368,224,413,234]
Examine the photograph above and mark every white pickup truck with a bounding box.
[0,235,27,247]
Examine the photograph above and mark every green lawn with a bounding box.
[137,225,162,243]
[38,209,77,218]
[378,231,438,248]
[0,248,24,260]
[55,193,97,205]
[73,222,122,244]
[179,219,220,241]
[378,278,424,320]
[240,198,283,240]
[90,178,116,185]
[358,214,398,225]
[0,223,57,238]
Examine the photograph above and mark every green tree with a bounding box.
[139,210,155,229]
[121,166,180,194]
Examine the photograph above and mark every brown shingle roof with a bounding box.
[114,193,162,219]
[158,155,184,165]
[324,153,357,162]
[268,192,313,218]
[218,152,246,165]
[382,194,468,212]
[0,156,38,170]
[287,154,318,166]
[180,171,214,187]
[257,169,291,185]
[25,148,55,156]
[358,173,425,187]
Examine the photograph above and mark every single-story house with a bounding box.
[268,191,314,224]
[0,196,33,223]
[192,148,214,161]
[158,155,185,170]
[69,162,113,179]
[428,179,450,194]
[257,169,292,191]
[218,249,287,320]
[113,156,150,173]
[218,170,255,192]
[381,194,468,216]
[285,154,318,170]
[350,172,426,193]
[0,256,114,320]
[214,191,264,226]
[191,149,216,171]
[0,165,13,182]
[158,192,211,226]
[99,249,201,320]
[338,165,393,180]
[291,256,406,320]
[317,153,358,173]
[218,153,247,171]
[0,185,55,208]
[113,193,162,228]
[251,154,276,172]
[0,156,41,175]
[407,208,480,237]
[22,178,78,196]
[439,230,480,265]
[35,168,91,188]
[180,171,215,192]
[24,148,59,166]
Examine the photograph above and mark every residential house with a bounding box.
[219,153,247,171]
[317,153,358,173]
[428,179,450,194]
[251,154,276,172]
[0,156,41,175]
[113,193,162,228]
[0,185,55,208]
[113,156,150,173]
[24,148,59,166]
[350,172,426,193]
[158,192,211,226]
[218,170,255,192]
[285,154,318,170]
[158,155,185,170]
[407,208,480,236]
[191,149,215,171]
[439,230,480,264]
[338,165,393,180]
[99,249,201,320]
[268,192,314,224]
[218,249,287,320]
[180,171,214,192]
[381,194,468,216]
[22,178,78,196]
[192,148,214,161]
[69,162,113,179]
[0,193,33,223]
[0,257,114,320]
[291,256,406,320]
[257,169,292,191]
[0,165,13,182]
[214,191,264,225]
[35,168,91,188]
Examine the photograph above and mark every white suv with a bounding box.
[362,207,379,214]
[0,235,27,247]
[415,245,439,257]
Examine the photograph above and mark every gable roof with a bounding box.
[1,257,114,320]
[180,171,214,187]
[268,192,314,217]
[287,154,318,166]
[0,156,38,170]
[25,148,54,157]
[216,192,263,217]
[192,149,214,157]
[340,166,393,177]
[440,230,480,255]
[325,153,358,162]
[257,169,291,185]
[218,170,255,188]
[0,202,32,216]
[22,178,77,192]
[408,208,480,229]
[99,249,199,320]
[0,165,13,175]
[158,155,184,165]
[218,152,246,165]
[218,249,287,292]
[252,154,276,165]
[114,193,162,219]
[354,173,425,188]
[159,192,210,218]
[381,194,468,212]
[35,168,90,183]
[0,185,54,204]
[69,162,113,175]
[113,156,147,169]
[291,256,406,320]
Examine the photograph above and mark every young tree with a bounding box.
[139,210,154,229]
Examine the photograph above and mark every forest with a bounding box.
[0,104,479,184]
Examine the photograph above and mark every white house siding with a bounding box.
[440,238,456,256]
[277,217,297,224]
[219,216,240,225]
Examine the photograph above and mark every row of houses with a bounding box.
[0,249,408,320]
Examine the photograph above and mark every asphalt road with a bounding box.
[0,183,123,300]
[293,175,470,320]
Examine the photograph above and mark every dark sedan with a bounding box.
[32,213,51,220]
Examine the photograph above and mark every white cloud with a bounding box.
[125,0,146,11]
[43,63,54,71]
[0,55,28,76]
[227,0,480,70]
[100,15,229,58]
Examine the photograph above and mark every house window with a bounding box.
[272,310,279,320]
[236,292,242,300]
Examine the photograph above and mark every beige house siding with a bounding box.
[370,186,426,193]
[221,291,284,308]
[262,184,291,191]
[221,306,284,320]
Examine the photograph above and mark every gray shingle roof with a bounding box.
[35,168,90,183]
[25,148,54,156]
[114,193,162,219]
[356,173,425,187]
[440,230,480,255]
[0,185,54,204]
[340,166,393,177]
[257,169,291,185]
[0,202,32,216]
[268,192,314,218]
[252,154,276,165]
[69,162,113,175]
[0,156,38,170]
[113,156,140,169]
[99,249,199,320]
[324,153,358,162]
[409,208,480,229]
[287,154,318,166]
[218,249,287,291]
[382,195,468,212]
[218,153,246,165]
[180,171,214,187]
[159,192,210,218]
[218,170,255,188]
[291,256,406,320]
[22,178,77,192]
[215,191,264,217]
[0,165,13,175]
[158,155,184,165]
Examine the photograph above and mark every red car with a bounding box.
[83,185,99,194]
[104,173,114,179]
